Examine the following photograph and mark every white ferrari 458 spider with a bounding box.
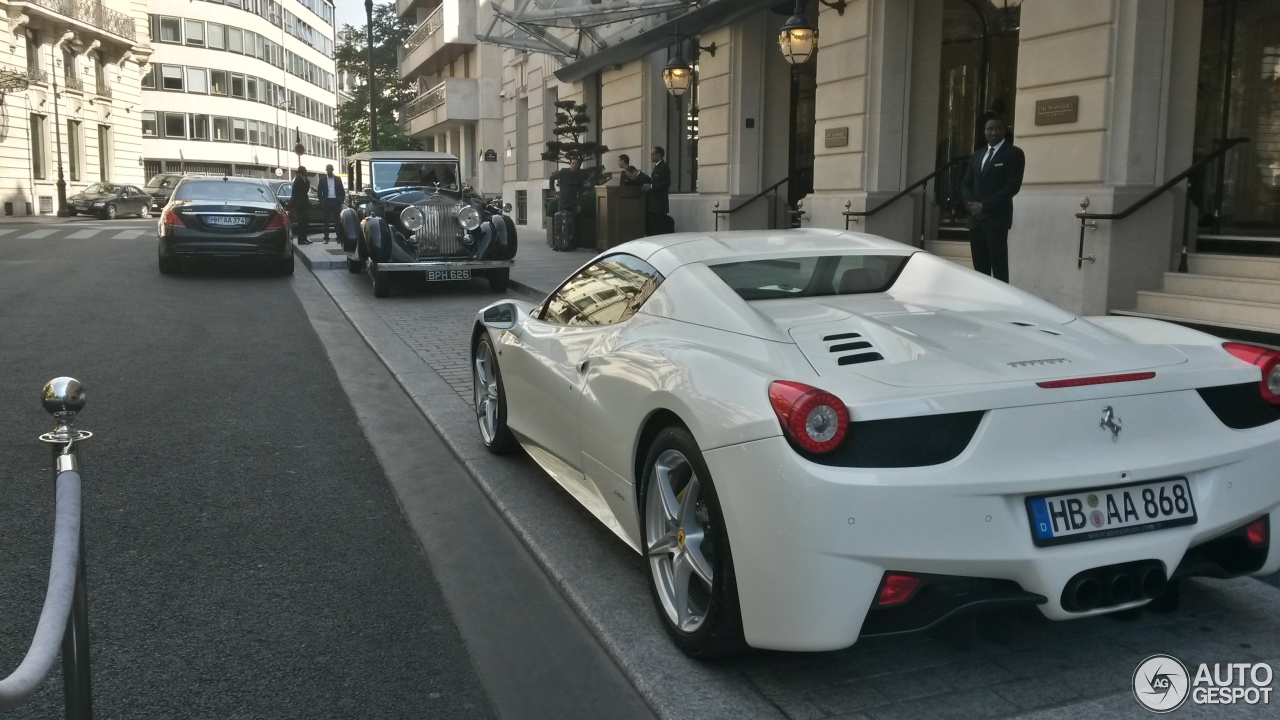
[470,229,1280,657]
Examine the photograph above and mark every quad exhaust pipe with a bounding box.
[1061,561,1167,612]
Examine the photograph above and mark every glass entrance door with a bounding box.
[1195,0,1280,238]
[934,0,1020,234]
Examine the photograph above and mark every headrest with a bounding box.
[839,267,885,294]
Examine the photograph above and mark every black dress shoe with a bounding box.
[298,239,313,245]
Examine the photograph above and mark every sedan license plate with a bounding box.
[207,215,249,227]
[426,269,471,281]
[1026,478,1197,547]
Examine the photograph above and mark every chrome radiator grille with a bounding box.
[415,199,467,257]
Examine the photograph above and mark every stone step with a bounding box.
[1132,291,1280,332]
[1187,253,1280,281]
[1160,273,1280,305]
[1110,309,1280,337]
[926,239,971,259]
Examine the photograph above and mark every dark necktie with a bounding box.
[981,146,996,175]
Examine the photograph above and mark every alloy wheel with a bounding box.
[645,449,716,633]
[473,341,500,445]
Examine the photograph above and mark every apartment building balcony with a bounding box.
[396,0,438,21]
[9,0,140,46]
[402,77,479,137]
[398,1,475,79]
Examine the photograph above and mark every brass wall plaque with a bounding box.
[824,126,849,148]
[1035,96,1079,125]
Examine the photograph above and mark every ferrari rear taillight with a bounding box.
[876,573,922,607]
[264,212,287,229]
[1223,342,1280,405]
[1246,517,1269,549]
[162,209,184,227]
[768,380,849,453]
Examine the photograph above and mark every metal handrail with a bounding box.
[843,155,971,240]
[405,81,447,120]
[0,378,94,718]
[711,170,809,230]
[404,5,444,52]
[24,0,137,42]
[1074,137,1248,271]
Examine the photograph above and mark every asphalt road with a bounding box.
[0,219,494,718]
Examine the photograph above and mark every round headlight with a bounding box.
[401,206,425,232]
[457,206,482,231]
[502,202,513,213]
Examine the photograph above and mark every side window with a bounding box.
[540,254,664,326]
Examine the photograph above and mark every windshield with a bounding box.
[84,183,119,195]
[174,181,275,202]
[371,161,459,191]
[707,254,911,301]
[145,175,181,190]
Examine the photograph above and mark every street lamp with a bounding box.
[50,32,75,217]
[661,30,715,97]
[777,0,844,65]
[365,0,377,151]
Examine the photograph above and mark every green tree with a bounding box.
[335,2,418,154]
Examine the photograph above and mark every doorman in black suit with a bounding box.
[960,114,1024,282]
[644,146,673,235]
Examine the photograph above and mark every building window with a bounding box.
[62,46,75,83]
[186,67,207,93]
[191,114,209,140]
[97,125,111,181]
[232,118,246,142]
[141,111,158,137]
[208,23,225,50]
[210,70,227,95]
[213,116,230,141]
[94,52,106,92]
[231,74,244,98]
[141,65,156,89]
[228,27,243,53]
[248,121,259,144]
[159,17,181,43]
[185,19,205,47]
[30,114,46,180]
[25,29,40,77]
[164,112,187,138]
[161,65,184,91]
[246,77,257,102]
[68,120,82,181]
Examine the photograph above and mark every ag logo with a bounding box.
[1133,654,1190,713]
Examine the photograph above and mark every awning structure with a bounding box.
[479,0,781,82]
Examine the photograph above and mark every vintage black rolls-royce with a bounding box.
[339,151,516,298]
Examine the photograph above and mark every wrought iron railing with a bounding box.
[25,0,138,42]
[404,5,444,52]
[96,84,111,98]
[27,67,49,85]
[405,81,447,120]
[63,75,83,92]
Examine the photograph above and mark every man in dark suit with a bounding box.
[960,114,1024,282]
[291,166,312,245]
[644,146,672,235]
[316,163,345,244]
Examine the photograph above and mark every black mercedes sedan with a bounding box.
[145,173,188,213]
[157,177,294,275]
[68,182,151,219]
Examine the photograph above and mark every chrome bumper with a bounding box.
[370,259,514,273]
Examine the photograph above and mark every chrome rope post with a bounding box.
[39,377,93,720]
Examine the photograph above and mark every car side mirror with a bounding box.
[481,302,518,330]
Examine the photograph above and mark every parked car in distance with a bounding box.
[157,177,293,275]
[145,173,188,213]
[471,228,1280,658]
[269,179,323,228]
[341,151,517,298]
[68,183,151,219]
